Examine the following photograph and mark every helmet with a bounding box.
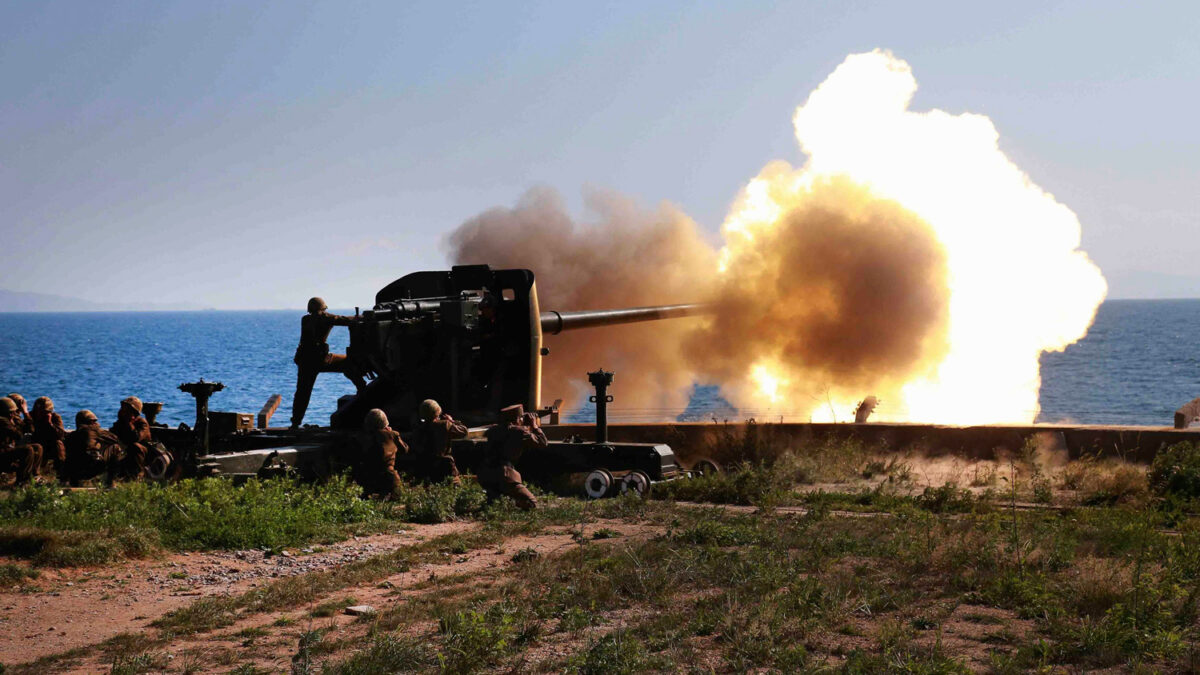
[7,393,24,408]
[121,396,143,414]
[76,410,99,426]
[307,297,328,313]
[364,408,389,430]
[33,396,53,414]
[0,397,15,414]
[499,404,524,423]
[419,399,442,421]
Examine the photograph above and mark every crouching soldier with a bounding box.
[411,399,467,485]
[65,410,123,485]
[0,396,42,485]
[478,404,546,511]
[111,396,152,479]
[30,397,67,482]
[356,409,406,498]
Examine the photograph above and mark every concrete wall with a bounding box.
[543,422,1200,466]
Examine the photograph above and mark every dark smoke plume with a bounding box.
[444,178,949,418]
[445,187,717,411]
[685,176,950,411]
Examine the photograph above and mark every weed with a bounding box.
[437,603,520,673]
[401,481,487,524]
[0,564,39,588]
[567,630,655,675]
[322,634,433,674]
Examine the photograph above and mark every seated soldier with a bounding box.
[110,396,152,479]
[0,397,42,485]
[7,393,31,433]
[410,399,467,485]
[64,410,123,485]
[477,404,547,511]
[30,397,66,482]
[356,408,407,499]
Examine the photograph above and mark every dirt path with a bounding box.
[5,519,661,673]
[0,523,472,665]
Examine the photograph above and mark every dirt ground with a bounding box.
[0,518,658,673]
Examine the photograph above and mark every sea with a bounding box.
[0,299,1195,429]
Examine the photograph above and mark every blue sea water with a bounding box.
[0,300,1195,428]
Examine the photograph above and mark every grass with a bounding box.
[0,476,386,564]
[0,476,495,567]
[17,440,1200,672]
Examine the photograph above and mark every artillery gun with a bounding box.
[331,264,702,431]
[163,265,708,496]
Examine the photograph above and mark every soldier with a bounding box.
[30,397,66,481]
[356,408,406,498]
[478,404,546,510]
[411,399,467,485]
[64,410,123,485]
[7,393,31,433]
[0,397,42,485]
[290,297,367,429]
[110,396,152,479]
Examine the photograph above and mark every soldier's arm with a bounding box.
[524,426,549,449]
[447,419,468,439]
[134,418,152,443]
[393,431,410,454]
[324,313,358,327]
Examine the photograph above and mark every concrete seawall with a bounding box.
[543,421,1200,466]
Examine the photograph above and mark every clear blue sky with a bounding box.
[2,1,1197,308]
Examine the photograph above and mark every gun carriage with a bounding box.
[156,265,708,497]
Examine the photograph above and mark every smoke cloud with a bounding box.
[443,50,1106,423]
[686,174,949,413]
[445,187,717,412]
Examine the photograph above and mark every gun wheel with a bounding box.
[690,458,721,476]
[584,469,614,499]
[619,470,651,497]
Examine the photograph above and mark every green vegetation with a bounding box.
[0,562,39,588]
[0,477,497,566]
[0,476,381,561]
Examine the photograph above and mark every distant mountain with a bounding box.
[0,289,202,312]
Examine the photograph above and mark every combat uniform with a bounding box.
[111,398,152,479]
[478,407,546,510]
[65,412,123,485]
[291,299,366,427]
[30,398,66,481]
[412,409,467,485]
[0,400,42,485]
[357,427,407,498]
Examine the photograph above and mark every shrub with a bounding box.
[401,481,487,524]
[437,603,520,673]
[1150,442,1200,502]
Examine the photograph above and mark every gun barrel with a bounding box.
[540,303,708,335]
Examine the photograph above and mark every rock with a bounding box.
[344,605,376,616]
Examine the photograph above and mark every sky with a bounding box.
[2,0,1198,309]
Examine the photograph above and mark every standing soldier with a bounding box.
[290,297,367,429]
[0,397,42,485]
[111,396,152,479]
[356,408,406,498]
[64,410,123,485]
[30,397,66,482]
[411,399,467,485]
[478,404,546,510]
